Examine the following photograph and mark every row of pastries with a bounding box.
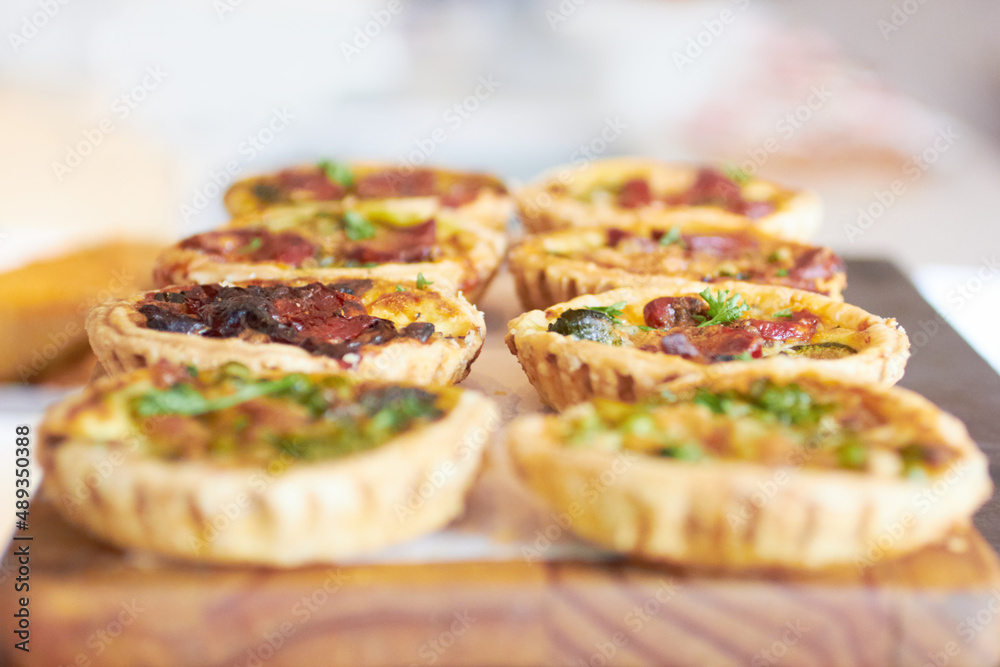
[39,158,991,571]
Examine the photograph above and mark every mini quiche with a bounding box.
[224,160,512,231]
[153,203,507,303]
[509,220,845,310]
[87,277,484,385]
[516,158,821,241]
[506,282,909,410]
[506,377,991,570]
[39,363,497,566]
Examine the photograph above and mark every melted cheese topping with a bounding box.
[226,206,480,263]
[62,365,461,466]
[555,382,955,478]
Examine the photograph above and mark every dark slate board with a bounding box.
[844,259,1000,550]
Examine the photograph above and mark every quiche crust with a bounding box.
[224,161,513,231]
[153,211,507,304]
[516,157,821,241]
[506,282,909,410]
[39,374,497,566]
[87,278,485,385]
[509,221,846,311]
[506,377,991,570]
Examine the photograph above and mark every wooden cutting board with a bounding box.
[3,260,1000,667]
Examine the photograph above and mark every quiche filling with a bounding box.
[180,211,446,268]
[248,162,507,209]
[137,281,455,360]
[570,168,777,218]
[540,226,843,295]
[68,363,458,465]
[558,381,953,478]
[546,289,860,363]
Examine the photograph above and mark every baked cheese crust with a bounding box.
[509,219,845,310]
[506,375,990,570]
[154,202,507,303]
[87,277,485,385]
[506,282,909,410]
[516,157,821,241]
[40,364,497,565]
[224,160,513,231]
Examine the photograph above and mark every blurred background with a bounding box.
[0,0,998,379]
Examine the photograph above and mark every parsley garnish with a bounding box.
[578,303,665,333]
[753,382,829,426]
[238,237,262,254]
[658,442,704,461]
[693,288,748,327]
[343,211,376,240]
[395,285,406,292]
[776,269,789,277]
[836,440,867,470]
[693,388,736,415]
[416,273,433,289]
[723,164,750,185]
[587,301,627,321]
[694,382,826,425]
[773,309,793,319]
[318,160,354,188]
[133,375,302,417]
[659,227,684,248]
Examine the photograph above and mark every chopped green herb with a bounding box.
[693,388,734,415]
[752,382,829,426]
[238,237,263,254]
[343,211,376,241]
[899,444,930,479]
[693,381,827,425]
[723,164,750,185]
[776,269,789,277]
[318,160,354,188]
[587,301,627,321]
[567,410,605,446]
[134,375,303,417]
[773,309,793,320]
[395,285,406,292]
[620,413,657,438]
[767,251,782,263]
[657,442,705,461]
[734,351,753,361]
[836,440,868,470]
[693,288,748,327]
[219,362,252,381]
[659,227,684,248]
[363,262,379,268]
[416,273,433,289]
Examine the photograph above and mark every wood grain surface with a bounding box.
[3,259,1000,667]
[3,499,1000,667]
